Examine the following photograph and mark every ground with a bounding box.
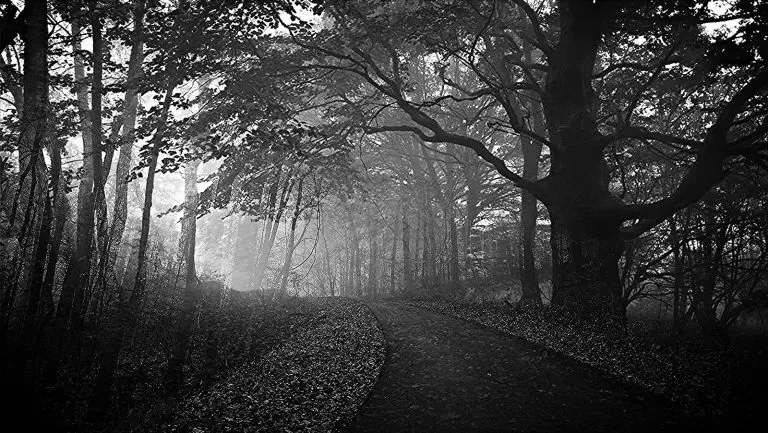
[340,301,702,433]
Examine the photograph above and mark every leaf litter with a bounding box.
[155,297,385,433]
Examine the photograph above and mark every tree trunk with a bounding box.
[548,205,624,318]
[669,215,684,330]
[427,207,437,288]
[367,223,378,298]
[89,8,107,266]
[13,0,50,376]
[95,2,144,296]
[165,159,200,394]
[84,8,108,334]
[320,211,335,297]
[87,81,175,419]
[420,200,428,289]
[542,1,625,319]
[342,223,350,295]
[518,142,541,305]
[402,205,412,291]
[462,149,481,270]
[6,0,52,382]
[21,189,52,352]
[517,96,544,304]
[48,20,98,380]
[40,143,67,325]
[442,160,460,292]
[110,3,144,277]
[252,169,290,293]
[389,215,397,295]
[693,210,729,335]
[352,223,362,297]
[278,177,303,297]
[231,215,258,291]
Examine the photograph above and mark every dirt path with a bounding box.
[340,301,690,433]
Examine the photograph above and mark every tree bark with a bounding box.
[542,0,625,318]
[517,51,545,305]
[518,144,541,304]
[12,0,50,369]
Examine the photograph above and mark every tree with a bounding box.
[279,0,768,319]
[1,0,50,382]
[164,158,199,393]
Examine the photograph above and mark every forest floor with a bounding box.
[152,297,385,433]
[340,301,708,433]
[21,297,386,433]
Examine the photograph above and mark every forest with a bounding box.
[1,0,766,431]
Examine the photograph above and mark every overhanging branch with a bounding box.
[363,123,546,199]
[613,68,768,237]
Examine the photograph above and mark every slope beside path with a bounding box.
[340,301,694,433]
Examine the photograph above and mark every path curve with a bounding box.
[341,301,687,433]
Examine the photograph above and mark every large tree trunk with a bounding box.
[5,0,49,305]
[548,207,624,318]
[6,0,51,382]
[542,0,624,319]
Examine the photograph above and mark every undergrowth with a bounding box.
[38,295,384,433]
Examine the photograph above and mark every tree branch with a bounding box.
[615,68,768,237]
[363,123,545,198]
